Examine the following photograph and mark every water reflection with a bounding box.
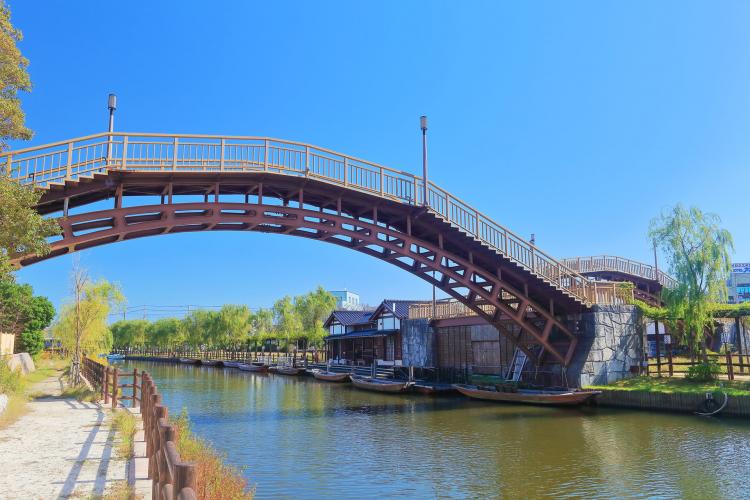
[120,361,750,499]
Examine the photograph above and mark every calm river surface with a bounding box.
[120,360,750,499]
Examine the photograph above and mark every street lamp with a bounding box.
[420,115,428,207]
[107,94,117,133]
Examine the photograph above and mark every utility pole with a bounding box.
[653,241,662,376]
[420,115,428,207]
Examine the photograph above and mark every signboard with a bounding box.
[732,263,750,274]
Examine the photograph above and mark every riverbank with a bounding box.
[587,376,750,417]
[0,368,130,498]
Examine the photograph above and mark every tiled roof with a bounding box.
[323,310,375,328]
[371,299,430,320]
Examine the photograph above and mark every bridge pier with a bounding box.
[567,305,645,387]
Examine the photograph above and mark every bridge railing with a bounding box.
[2,132,596,304]
[561,255,677,289]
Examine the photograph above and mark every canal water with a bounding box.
[121,360,750,499]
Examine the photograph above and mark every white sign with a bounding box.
[732,263,750,274]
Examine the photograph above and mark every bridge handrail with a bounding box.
[2,132,596,304]
[561,255,676,289]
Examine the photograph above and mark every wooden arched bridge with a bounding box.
[1,132,670,372]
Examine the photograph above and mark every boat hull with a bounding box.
[179,358,197,364]
[238,363,269,373]
[276,367,301,376]
[223,361,239,368]
[453,385,601,406]
[200,360,220,366]
[350,375,410,393]
[312,370,350,382]
[412,383,457,396]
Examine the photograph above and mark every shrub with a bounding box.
[20,329,45,357]
[173,408,254,499]
[686,360,721,382]
[0,361,23,395]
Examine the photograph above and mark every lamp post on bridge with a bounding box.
[420,115,428,207]
[108,94,117,133]
[106,94,117,165]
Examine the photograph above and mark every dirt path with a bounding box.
[0,372,129,499]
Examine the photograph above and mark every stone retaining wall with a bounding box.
[569,305,644,387]
[596,390,750,417]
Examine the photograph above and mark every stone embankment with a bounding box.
[596,390,750,417]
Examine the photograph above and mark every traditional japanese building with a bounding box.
[324,299,431,367]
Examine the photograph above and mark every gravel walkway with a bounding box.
[0,373,128,499]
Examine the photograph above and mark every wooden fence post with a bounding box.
[667,349,674,377]
[112,368,119,408]
[133,368,139,408]
[726,348,734,381]
[104,367,110,404]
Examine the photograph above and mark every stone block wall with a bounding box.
[568,305,644,387]
[401,318,433,367]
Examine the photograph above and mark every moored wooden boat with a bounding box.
[223,361,239,368]
[453,384,601,406]
[350,374,411,393]
[412,382,457,396]
[179,358,198,364]
[200,359,220,366]
[312,369,350,382]
[237,363,269,373]
[276,366,301,376]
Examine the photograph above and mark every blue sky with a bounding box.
[11,1,750,314]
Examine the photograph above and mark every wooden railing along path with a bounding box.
[115,347,328,365]
[82,357,198,499]
[645,349,749,381]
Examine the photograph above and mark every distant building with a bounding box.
[728,263,750,304]
[329,290,362,310]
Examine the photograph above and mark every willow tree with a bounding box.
[217,304,252,349]
[273,296,301,352]
[649,205,733,360]
[54,267,124,385]
[251,307,274,351]
[295,287,336,349]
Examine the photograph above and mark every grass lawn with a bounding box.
[586,376,750,397]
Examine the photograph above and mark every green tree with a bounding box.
[0,1,32,149]
[0,279,33,334]
[0,3,56,280]
[19,294,54,356]
[0,280,54,356]
[250,307,274,351]
[0,180,59,280]
[273,296,301,352]
[650,204,734,360]
[294,286,336,348]
[181,310,221,348]
[53,266,124,384]
[147,318,182,348]
[217,304,252,349]
[111,319,149,349]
